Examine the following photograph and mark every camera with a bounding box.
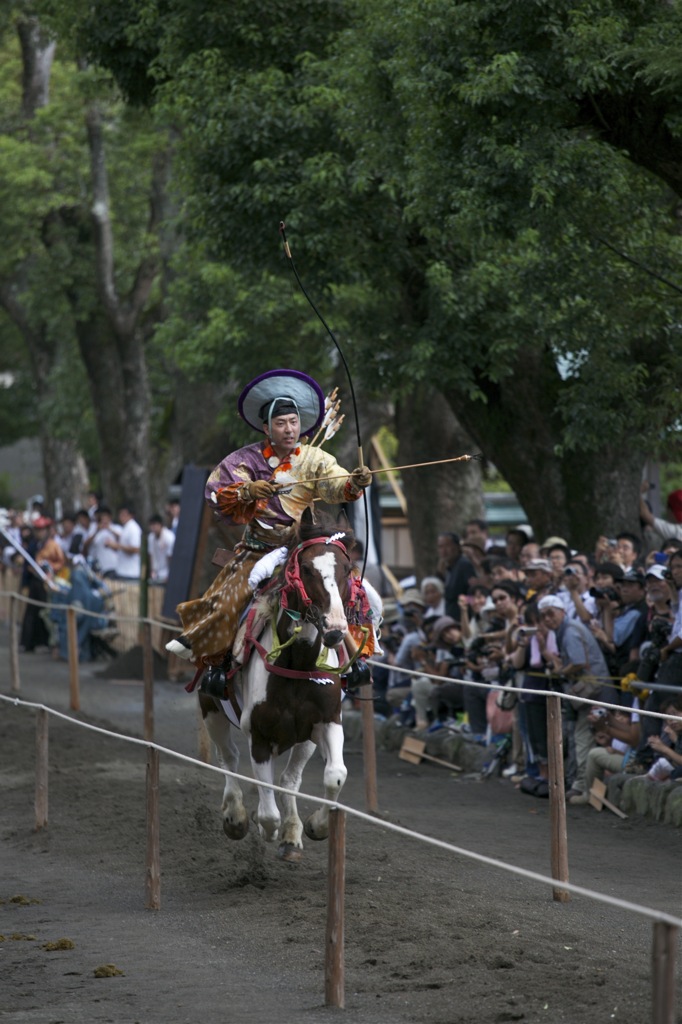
[589,585,619,602]
[592,707,608,719]
[563,566,578,576]
[517,627,538,637]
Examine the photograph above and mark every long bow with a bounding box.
[279,222,371,580]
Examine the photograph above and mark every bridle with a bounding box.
[279,535,351,630]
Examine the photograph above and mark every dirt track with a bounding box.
[1,637,681,1024]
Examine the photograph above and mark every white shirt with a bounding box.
[148,526,176,582]
[88,523,120,575]
[116,518,142,579]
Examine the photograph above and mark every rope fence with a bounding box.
[1,585,680,1017]
[0,690,679,1019]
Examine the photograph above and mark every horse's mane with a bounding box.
[292,508,354,551]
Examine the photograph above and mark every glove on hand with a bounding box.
[240,479,277,502]
[349,465,372,491]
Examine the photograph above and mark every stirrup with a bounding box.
[198,654,233,700]
[341,658,371,691]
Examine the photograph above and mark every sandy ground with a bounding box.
[1,633,681,1024]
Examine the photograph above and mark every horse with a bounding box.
[199,508,369,863]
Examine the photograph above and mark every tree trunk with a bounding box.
[74,310,152,522]
[396,385,483,579]
[40,434,89,513]
[16,16,55,119]
[445,346,645,550]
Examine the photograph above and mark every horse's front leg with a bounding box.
[249,752,281,843]
[277,740,317,862]
[199,696,249,840]
[304,721,347,841]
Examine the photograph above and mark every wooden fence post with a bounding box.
[325,807,346,1008]
[145,747,161,910]
[9,594,20,692]
[652,922,678,1024]
[35,707,48,830]
[360,682,379,814]
[66,607,80,712]
[142,621,154,742]
[546,693,570,902]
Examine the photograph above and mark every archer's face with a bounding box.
[266,413,300,455]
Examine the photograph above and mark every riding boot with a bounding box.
[199,653,233,699]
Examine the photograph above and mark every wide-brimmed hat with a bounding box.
[238,369,325,434]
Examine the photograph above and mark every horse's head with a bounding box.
[282,509,353,648]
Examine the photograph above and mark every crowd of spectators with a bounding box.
[1,494,179,658]
[372,481,682,804]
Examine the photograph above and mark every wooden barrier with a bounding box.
[325,808,346,1008]
[9,594,20,692]
[66,607,80,711]
[652,922,678,1024]
[546,693,569,903]
[360,682,379,814]
[142,622,154,742]
[3,693,679,1021]
[145,747,161,911]
[35,707,48,830]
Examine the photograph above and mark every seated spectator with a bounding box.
[646,696,682,781]
[412,616,468,730]
[570,703,641,804]
[420,575,446,624]
[49,559,112,662]
[385,589,428,725]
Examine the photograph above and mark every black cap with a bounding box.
[258,397,299,421]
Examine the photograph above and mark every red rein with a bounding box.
[280,536,350,610]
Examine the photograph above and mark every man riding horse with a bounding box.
[166,368,375,673]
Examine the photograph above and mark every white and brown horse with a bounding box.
[199,509,365,862]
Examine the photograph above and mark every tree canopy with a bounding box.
[4,0,682,555]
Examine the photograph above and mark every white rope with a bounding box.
[1,691,680,930]
[1,588,180,632]
[374,660,679,724]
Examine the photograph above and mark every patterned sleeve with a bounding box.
[309,448,361,505]
[205,446,268,525]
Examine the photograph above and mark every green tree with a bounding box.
[0,8,176,519]
[54,0,682,557]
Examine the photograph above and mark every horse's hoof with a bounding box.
[223,817,249,840]
[277,843,303,863]
[303,819,328,842]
